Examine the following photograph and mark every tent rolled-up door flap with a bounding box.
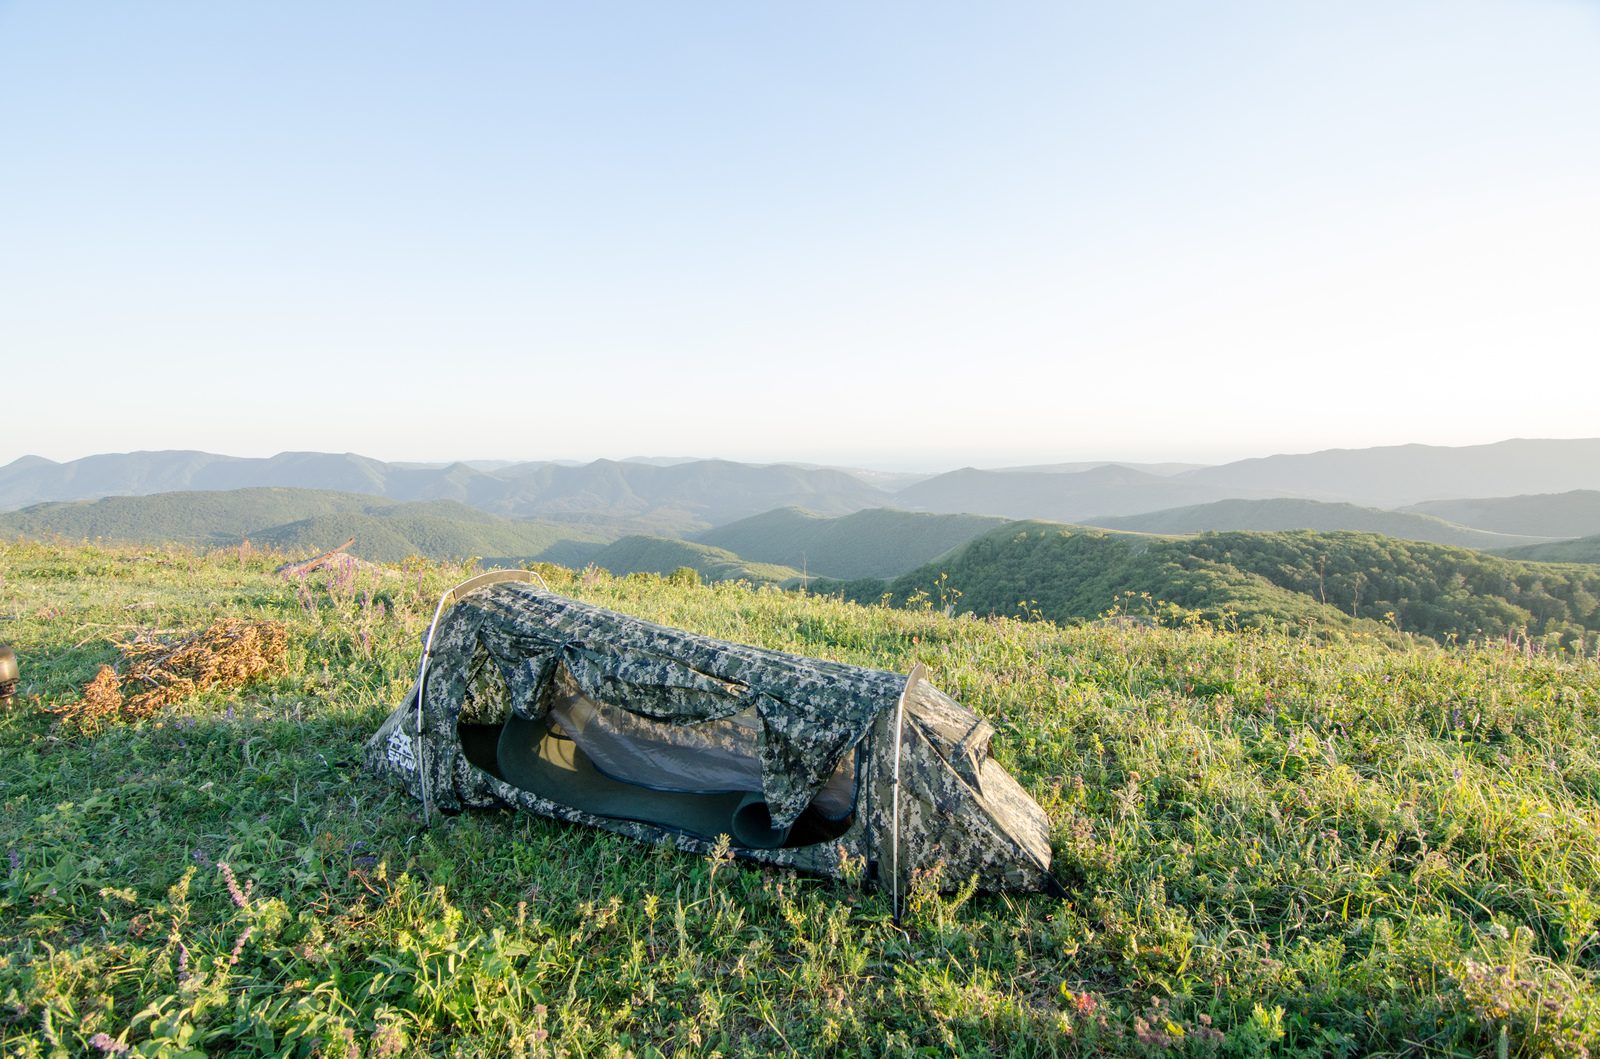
[366,572,1061,894]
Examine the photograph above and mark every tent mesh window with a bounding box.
[454,644,856,850]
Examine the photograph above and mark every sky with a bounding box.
[1,2,1596,472]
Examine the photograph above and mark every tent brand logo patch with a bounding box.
[385,728,417,771]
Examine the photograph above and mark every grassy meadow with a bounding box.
[1,538,1598,1057]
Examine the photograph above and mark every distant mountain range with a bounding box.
[0,487,610,566]
[1175,438,1600,507]
[1491,535,1600,565]
[893,464,1276,522]
[585,536,801,585]
[1404,490,1600,539]
[0,451,886,528]
[890,440,1600,522]
[696,507,1010,580]
[6,439,1600,555]
[1082,498,1553,550]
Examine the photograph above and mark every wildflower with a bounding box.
[88,1033,129,1055]
[371,1024,405,1059]
[218,862,250,909]
[7,849,18,872]
[229,926,253,965]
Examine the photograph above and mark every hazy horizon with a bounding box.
[6,434,1600,479]
[3,3,1595,465]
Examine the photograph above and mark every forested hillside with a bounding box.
[588,535,800,584]
[697,506,1008,579]
[0,487,396,542]
[246,511,604,567]
[0,488,608,566]
[818,524,1600,650]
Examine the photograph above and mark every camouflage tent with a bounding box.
[366,571,1060,897]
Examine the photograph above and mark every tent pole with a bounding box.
[890,664,925,924]
[412,569,544,827]
[416,587,455,827]
[892,692,903,923]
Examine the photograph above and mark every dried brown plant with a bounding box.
[58,619,287,732]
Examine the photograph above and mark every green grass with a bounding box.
[588,535,802,585]
[3,538,1599,1056]
[697,507,1010,580]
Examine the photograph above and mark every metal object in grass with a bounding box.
[0,645,18,706]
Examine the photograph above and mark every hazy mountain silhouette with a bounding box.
[0,486,610,566]
[1179,438,1600,507]
[1083,498,1555,549]
[696,506,1010,580]
[893,464,1267,522]
[1404,490,1600,539]
[8,439,1600,531]
[1491,535,1600,565]
[0,451,887,525]
[588,536,800,585]
[987,461,1207,476]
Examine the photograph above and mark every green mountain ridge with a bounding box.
[1491,534,1600,565]
[813,523,1600,649]
[0,487,611,566]
[696,506,1010,579]
[247,512,605,567]
[0,450,891,523]
[1083,497,1554,549]
[1405,489,1600,538]
[588,535,802,585]
[0,487,400,541]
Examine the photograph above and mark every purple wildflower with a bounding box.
[228,926,253,965]
[177,942,190,981]
[225,706,234,721]
[218,862,249,909]
[7,849,19,872]
[88,1033,129,1055]
[190,849,212,868]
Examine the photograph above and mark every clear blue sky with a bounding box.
[2,2,1596,469]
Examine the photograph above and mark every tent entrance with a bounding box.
[456,656,855,849]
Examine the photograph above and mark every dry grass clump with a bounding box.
[56,618,287,732]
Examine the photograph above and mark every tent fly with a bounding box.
[366,571,1060,897]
